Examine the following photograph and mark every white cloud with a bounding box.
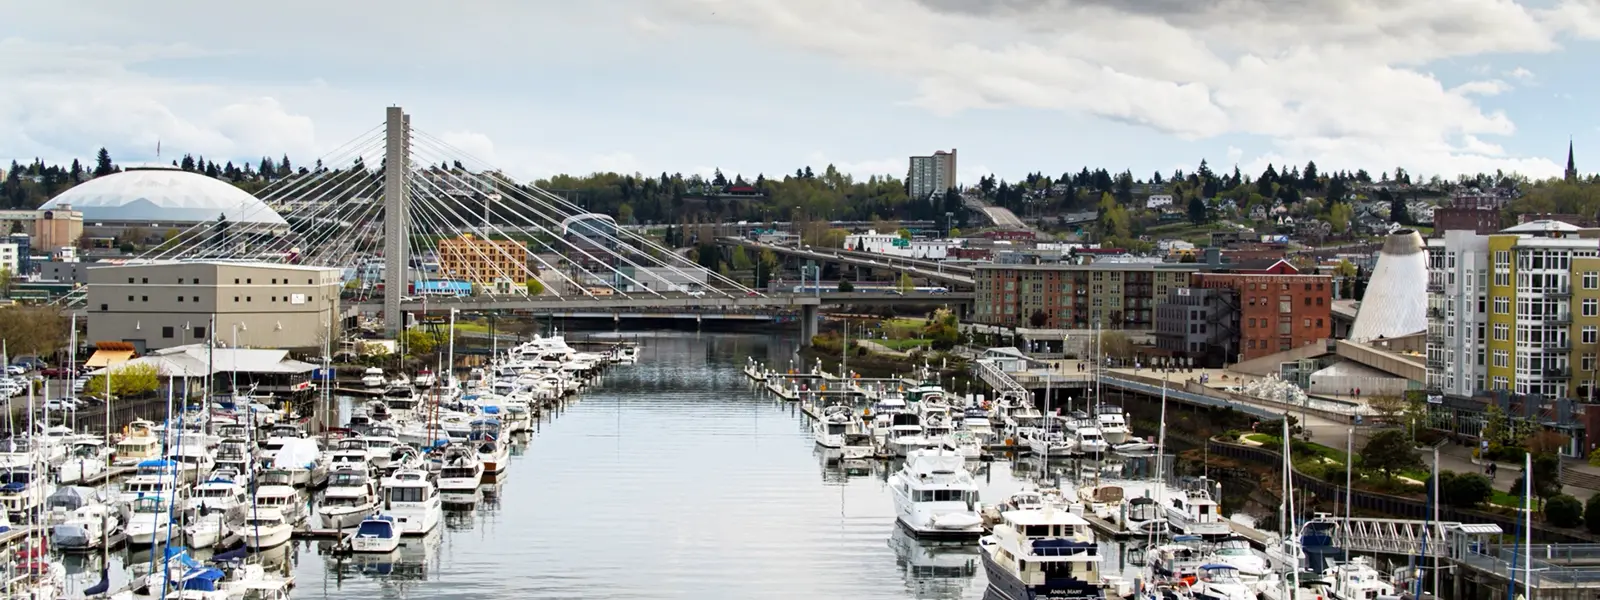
[629,15,666,34]
[1507,67,1536,80]
[803,152,904,179]
[1451,79,1512,96]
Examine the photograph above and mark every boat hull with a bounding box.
[319,505,377,530]
[897,517,984,541]
[980,545,1102,600]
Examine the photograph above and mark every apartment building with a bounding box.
[86,261,342,352]
[436,234,533,286]
[1153,286,1239,366]
[1189,271,1333,361]
[908,149,957,200]
[973,263,1199,329]
[1424,230,1493,396]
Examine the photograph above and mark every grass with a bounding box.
[453,321,490,334]
[1489,490,1533,509]
[876,338,932,351]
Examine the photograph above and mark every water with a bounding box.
[55,332,1149,599]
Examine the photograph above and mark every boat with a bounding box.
[1149,535,1208,579]
[1116,496,1169,536]
[56,439,110,485]
[232,507,293,549]
[1190,564,1257,600]
[413,369,437,389]
[317,468,379,530]
[125,495,180,547]
[1095,405,1131,445]
[185,510,228,550]
[252,477,306,525]
[1322,556,1397,600]
[470,419,508,482]
[113,419,162,466]
[436,446,483,503]
[119,459,184,506]
[1112,438,1158,456]
[1166,487,1230,537]
[978,507,1103,600]
[840,433,875,461]
[268,437,326,488]
[362,367,386,389]
[347,515,401,553]
[888,448,983,540]
[50,503,122,552]
[380,469,442,535]
[812,405,857,449]
[0,465,55,521]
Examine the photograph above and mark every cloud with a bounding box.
[628,15,666,34]
[803,152,904,179]
[657,0,1574,176]
[1507,67,1536,80]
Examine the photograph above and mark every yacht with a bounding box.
[362,367,386,389]
[840,433,875,461]
[1191,564,1257,600]
[1150,535,1208,579]
[1166,488,1229,537]
[188,476,248,514]
[888,448,983,539]
[268,437,326,488]
[381,469,442,535]
[1210,535,1275,592]
[978,508,1103,600]
[1024,428,1074,458]
[119,459,184,506]
[470,419,509,482]
[57,439,110,485]
[113,419,162,466]
[125,495,180,547]
[51,503,122,552]
[253,478,306,525]
[348,514,401,553]
[1095,405,1131,445]
[0,466,54,521]
[169,442,215,484]
[1322,557,1398,600]
[436,446,483,503]
[327,448,371,475]
[812,405,857,449]
[233,507,294,549]
[185,509,229,550]
[1116,496,1169,535]
[413,369,437,389]
[318,468,380,530]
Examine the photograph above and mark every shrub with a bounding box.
[1441,473,1493,509]
[1546,494,1584,528]
[1586,494,1600,534]
[1223,429,1241,441]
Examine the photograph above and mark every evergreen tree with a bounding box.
[69,159,83,183]
[93,148,114,177]
[1187,195,1208,224]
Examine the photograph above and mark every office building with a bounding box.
[0,206,83,252]
[0,243,16,275]
[973,263,1199,329]
[436,234,533,286]
[86,261,342,352]
[908,149,957,200]
[1153,287,1239,367]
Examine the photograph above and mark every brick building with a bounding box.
[1433,206,1502,235]
[973,263,1199,329]
[1189,271,1333,361]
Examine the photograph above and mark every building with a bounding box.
[1153,287,1239,367]
[1146,194,1174,209]
[1350,230,1429,342]
[1190,269,1334,362]
[908,149,957,200]
[560,213,621,270]
[1432,206,1502,235]
[1425,230,1492,397]
[973,263,1200,329]
[610,266,708,293]
[39,166,287,242]
[0,207,83,252]
[0,243,16,275]
[86,261,342,353]
[435,234,533,286]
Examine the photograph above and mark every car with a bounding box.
[3,366,23,376]
[40,367,65,378]
[686,290,706,298]
[45,398,78,412]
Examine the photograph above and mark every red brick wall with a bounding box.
[1191,273,1333,361]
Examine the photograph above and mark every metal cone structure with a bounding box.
[1349,229,1429,342]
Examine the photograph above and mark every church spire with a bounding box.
[1566,138,1578,182]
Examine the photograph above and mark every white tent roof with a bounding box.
[86,344,316,377]
[1349,229,1428,342]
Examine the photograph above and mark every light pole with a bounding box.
[231,323,247,397]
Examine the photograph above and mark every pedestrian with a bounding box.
[1488,462,1497,480]
[1356,387,1361,398]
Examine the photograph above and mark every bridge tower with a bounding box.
[383,106,411,336]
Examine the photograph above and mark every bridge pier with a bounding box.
[800,304,818,346]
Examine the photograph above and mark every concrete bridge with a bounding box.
[716,237,976,287]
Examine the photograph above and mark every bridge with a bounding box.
[108,106,979,346]
[716,237,976,287]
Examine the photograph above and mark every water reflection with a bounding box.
[888,527,980,600]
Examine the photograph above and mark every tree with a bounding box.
[401,329,443,356]
[948,227,961,238]
[731,246,753,271]
[756,249,779,289]
[837,278,853,293]
[93,148,114,177]
[84,362,161,400]
[525,278,545,296]
[0,268,12,297]
[1187,195,1207,224]
[898,272,915,293]
[895,228,912,240]
[1328,202,1353,234]
[923,308,960,350]
[8,220,21,234]
[0,306,66,358]
[1359,429,1421,480]
[1586,494,1600,533]
[1439,472,1494,509]
[1098,331,1135,361]
[1029,309,1049,328]
[1546,494,1584,528]
[1527,430,1571,456]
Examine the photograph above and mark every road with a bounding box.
[982,205,1027,229]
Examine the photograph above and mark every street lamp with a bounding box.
[231,323,247,397]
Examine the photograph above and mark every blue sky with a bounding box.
[2,0,1598,186]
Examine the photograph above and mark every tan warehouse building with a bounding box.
[87,261,343,352]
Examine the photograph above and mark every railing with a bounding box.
[1548,313,1573,326]
[1544,367,1572,379]
[972,359,1028,396]
[1547,285,1573,299]
[1427,280,1445,293]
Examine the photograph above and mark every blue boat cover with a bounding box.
[178,567,225,591]
[137,459,177,468]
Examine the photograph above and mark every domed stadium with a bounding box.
[41,166,287,226]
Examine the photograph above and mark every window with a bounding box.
[1316,318,1324,328]
[271,278,277,284]
[1586,272,1599,290]
[1586,298,1599,317]
[178,278,184,284]
[141,296,147,302]
[1584,353,1597,372]
[177,296,184,303]
[234,297,240,302]
[1317,297,1324,306]
[192,296,199,302]
[99,304,107,311]
[162,326,174,339]
[1493,350,1509,368]
[1494,297,1510,314]
[1304,297,1312,306]
[246,297,252,302]
[1303,318,1311,327]
[193,327,206,339]
[234,279,240,284]
[1279,296,1292,313]
[1495,323,1510,341]
[307,278,313,284]
[127,278,133,284]
[1585,326,1598,345]
[247,279,252,284]
[127,296,133,301]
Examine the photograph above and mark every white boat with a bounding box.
[1071,426,1109,455]
[1116,496,1169,536]
[413,369,437,389]
[168,442,214,484]
[113,419,163,467]
[388,373,411,389]
[56,439,109,485]
[317,468,379,530]
[812,405,856,448]
[1210,535,1276,593]
[888,448,983,539]
[347,515,401,553]
[1191,564,1257,600]
[381,469,442,535]
[326,449,371,475]
[944,430,984,460]
[233,507,293,549]
[1322,556,1398,600]
[269,438,326,488]
[252,481,305,525]
[840,433,875,461]
[1095,405,1131,445]
[1024,429,1074,458]
[125,495,179,547]
[1166,487,1230,537]
[50,503,122,552]
[1112,438,1158,456]
[362,367,386,389]
[979,507,1103,600]
[185,510,228,549]
[470,419,508,481]
[436,446,483,503]
[0,465,54,520]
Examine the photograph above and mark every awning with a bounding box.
[85,350,134,368]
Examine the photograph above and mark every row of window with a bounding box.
[121,276,320,285]
[161,326,208,339]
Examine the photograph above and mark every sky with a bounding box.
[3,0,1599,186]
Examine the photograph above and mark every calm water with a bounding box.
[56,332,1146,600]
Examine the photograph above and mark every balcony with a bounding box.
[1426,329,1445,345]
[1548,313,1573,326]
[1543,367,1572,379]
[1427,280,1445,293]
[1427,356,1445,370]
[1545,342,1572,353]
[1427,307,1444,320]
[1546,285,1573,299]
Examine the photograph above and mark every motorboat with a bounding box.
[268,438,325,488]
[380,469,442,535]
[436,446,483,503]
[1191,564,1257,600]
[233,507,294,549]
[56,439,110,485]
[362,427,401,470]
[388,373,411,389]
[125,495,180,547]
[1150,535,1208,579]
[327,449,371,475]
[978,507,1103,600]
[812,405,857,449]
[347,515,401,553]
[384,445,425,477]
[1023,428,1074,458]
[1113,438,1158,456]
[362,368,386,389]
[840,433,875,461]
[1116,496,1169,536]
[1322,556,1398,600]
[51,503,122,552]
[318,468,379,530]
[413,369,437,389]
[1210,535,1275,592]
[114,419,163,467]
[888,448,983,540]
[470,419,508,482]
[169,442,215,484]
[252,478,306,525]
[1095,405,1132,445]
[119,459,183,506]
[944,430,984,460]
[1166,487,1230,537]
[185,510,228,550]
[0,466,55,521]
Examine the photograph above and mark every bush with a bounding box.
[1586,494,1600,534]
[1222,429,1241,441]
[83,362,161,400]
[1546,494,1584,528]
[1441,473,1493,509]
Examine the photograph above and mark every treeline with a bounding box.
[1,147,321,209]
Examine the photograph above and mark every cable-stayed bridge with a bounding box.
[126,107,961,341]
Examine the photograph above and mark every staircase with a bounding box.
[1561,466,1600,491]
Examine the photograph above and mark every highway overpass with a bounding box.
[716,237,975,287]
[354,291,972,313]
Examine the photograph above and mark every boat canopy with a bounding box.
[355,517,396,538]
[178,567,225,591]
[46,486,96,511]
[271,438,321,470]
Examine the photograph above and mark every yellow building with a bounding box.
[436,234,533,286]
[1472,220,1594,399]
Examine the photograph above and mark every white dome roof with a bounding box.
[42,167,287,225]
